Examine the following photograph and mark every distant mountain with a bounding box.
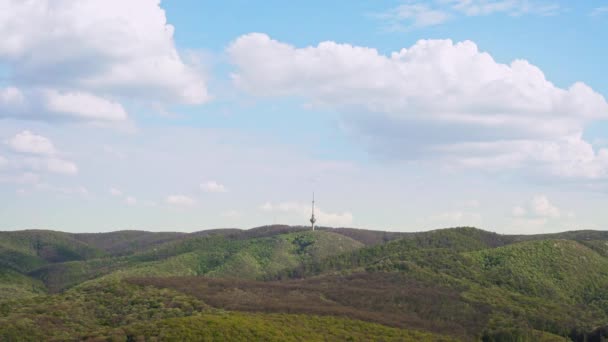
[1,225,607,341]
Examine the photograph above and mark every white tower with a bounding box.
[310,193,316,231]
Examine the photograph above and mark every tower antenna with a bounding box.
[310,192,316,231]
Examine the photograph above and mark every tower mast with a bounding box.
[310,192,316,231]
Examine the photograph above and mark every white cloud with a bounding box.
[109,187,123,196]
[442,136,608,179]
[512,195,561,219]
[200,181,227,193]
[44,90,128,122]
[0,155,7,169]
[0,0,209,123]
[446,0,561,16]
[4,130,78,175]
[0,86,130,123]
[0,86,24,106]
[166,194,196,207]
[590,6,608,16]
[260,201,354,226]
[229,34,608,181]
[378,4,450,30]
[529,195,560,218]
[508,195,568,233]
[125,196,137,206]
[7,130,56,155]
[377,0,561,29]
[229,34,607,132]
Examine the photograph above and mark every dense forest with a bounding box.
[1,225,607,341]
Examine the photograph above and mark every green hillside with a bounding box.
[103,312,455,342]
[0,278,452,341]
[87,230,364,283]
[26,230,363,292]
[1,226,608,341]
[281,229,608,339]
[0,230,105,267]
[0,267,46,300]
[466,239,608,301]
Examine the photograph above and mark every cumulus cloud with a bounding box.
[166,194,196,207]
[0,0,209,123]
[512,195,561,219]
[229,34,608,180]
[260,201,354,226]
[508,195,570,233]
[200,181,227,193]
[7,130,56,155]
[43,90,128,122]
[4,130,78,175]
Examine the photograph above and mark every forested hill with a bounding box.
[1,225,608,341]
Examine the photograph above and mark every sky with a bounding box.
[0,0,607,234]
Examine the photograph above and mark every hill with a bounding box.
[1,225,608,341]
[0,278,454,341]
[0,230,106,271]
[27,230,364,292]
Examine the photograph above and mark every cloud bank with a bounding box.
[0,0,209,123]
[229,33,608,180]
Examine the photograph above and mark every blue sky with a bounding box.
[0,0,607,233]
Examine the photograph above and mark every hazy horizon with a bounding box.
[0,224,601,236]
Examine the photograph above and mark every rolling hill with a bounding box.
[0,225,607,341]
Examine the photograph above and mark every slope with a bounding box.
[276,228,608,339]
[0,277,455,342]
[30,230,365,292]
[92,230,365,282]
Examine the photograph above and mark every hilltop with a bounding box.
[0,225,607,341]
